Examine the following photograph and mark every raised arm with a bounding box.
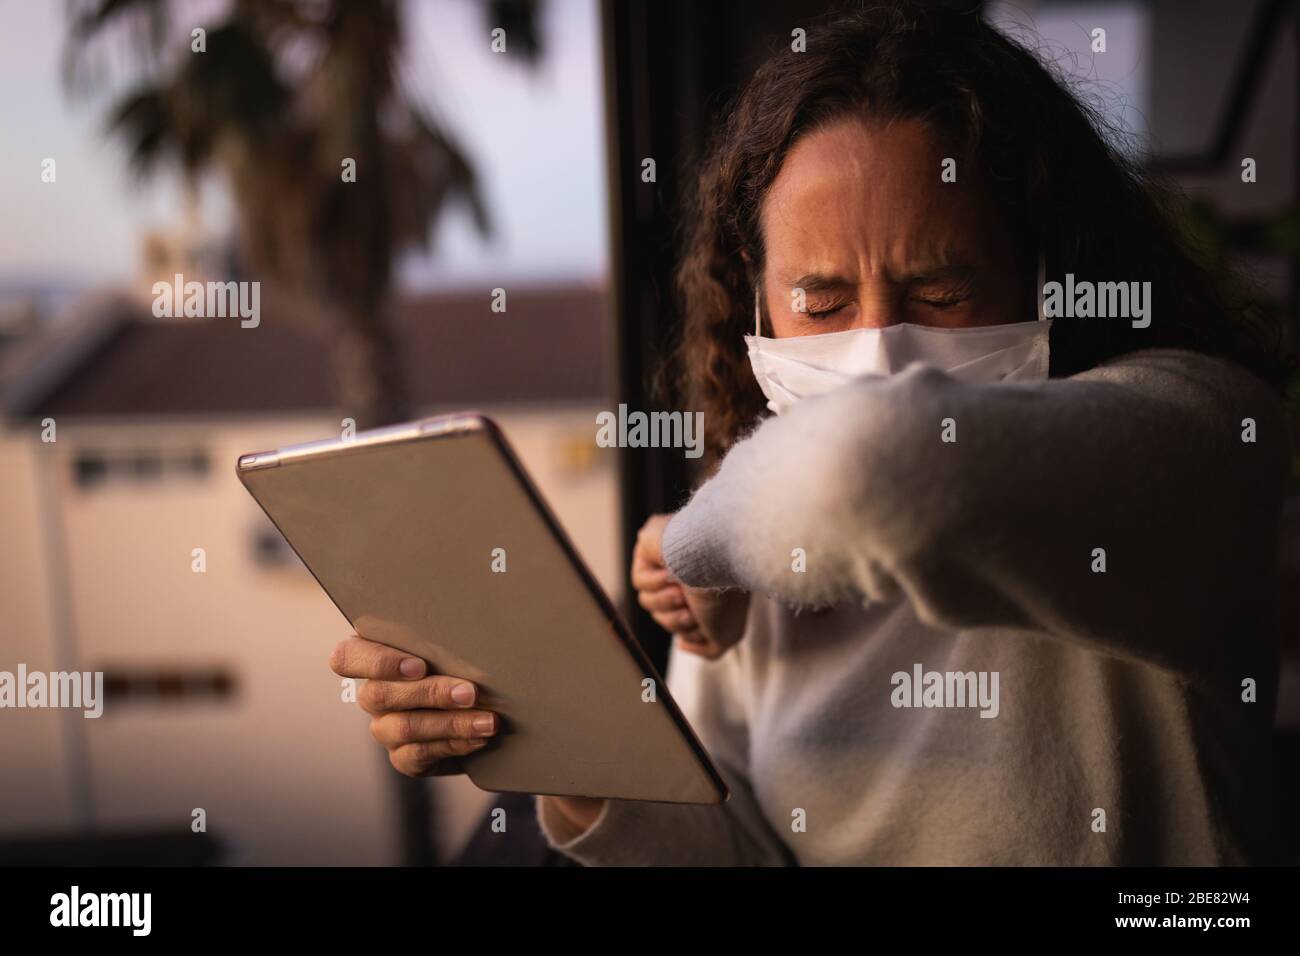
[662,348,1289,678]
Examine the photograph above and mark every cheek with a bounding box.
[975,271,1033,325]
[768,311,803,338]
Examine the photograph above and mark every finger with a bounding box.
[637,585,686,613]
[370,709,498,748]
[630,544,667,580]
[635,519,666,566]
[676,634,725,660]
[358,675,481,715]
[389,738,491,777]
[330,635,427,681]
[653,607,698,634]
[630,562,674,591]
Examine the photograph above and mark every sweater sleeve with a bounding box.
[661,348,1290,678]
[534,643,795,866]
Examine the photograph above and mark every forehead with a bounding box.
[759,116,991,276]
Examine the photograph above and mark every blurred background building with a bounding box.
[1,0,617,865]
[1,0,1297,865]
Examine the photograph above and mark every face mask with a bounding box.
[745,258,1052,415]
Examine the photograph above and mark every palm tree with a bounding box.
[64,0,544,865]
[65,0,543,426]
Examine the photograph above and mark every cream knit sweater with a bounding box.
[536,348,1290,865]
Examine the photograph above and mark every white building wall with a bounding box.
[0,403,622,864]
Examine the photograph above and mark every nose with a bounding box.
[849,283,907,329]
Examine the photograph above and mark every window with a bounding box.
[72,448,210,489]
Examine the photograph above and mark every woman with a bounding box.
[330,4,1293,864]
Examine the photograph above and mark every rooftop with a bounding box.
[2,283,612,419]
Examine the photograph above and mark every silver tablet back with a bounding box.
[237,413,727,804]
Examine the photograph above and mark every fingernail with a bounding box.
[451,683,476,705]
[468,738,490,749]
[472,715,496,735]
[399,658,425,678]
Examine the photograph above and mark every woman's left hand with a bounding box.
[631,513,750,659]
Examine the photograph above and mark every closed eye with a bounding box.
[806,304,846,319]
[911,293,970,309]
[908,273,974,309]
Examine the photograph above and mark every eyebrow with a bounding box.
[785,273,854,292]
[783,263,976,291]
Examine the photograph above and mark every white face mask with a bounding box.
[745,259,1052,416]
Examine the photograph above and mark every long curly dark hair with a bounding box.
[670,1,1293,465]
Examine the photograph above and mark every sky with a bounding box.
[0,0,610,296]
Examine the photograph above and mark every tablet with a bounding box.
[237,412,728,805]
